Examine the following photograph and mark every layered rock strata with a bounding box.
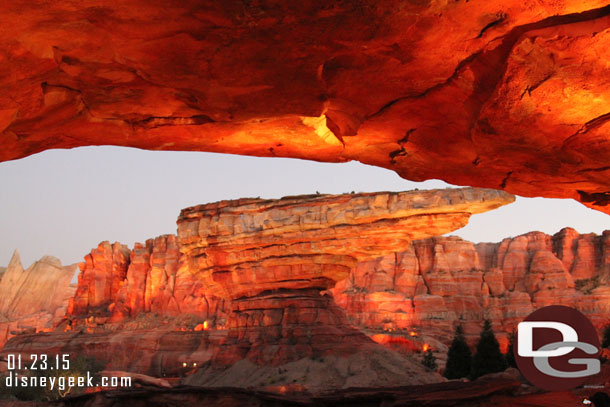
[0,251,76,347]
[4,189,610,390]
[1,1,610,213]
[175,188,514,365]
[3,191,607,368]
[69,236,227,327]
[1,188,514,390]
[332,228,610,351]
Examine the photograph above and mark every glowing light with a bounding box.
[194,321,211,331]
[423,343,430,352]
[409,331,417,337]
[301,115,343,146]
[182,362,187,367]
[193,362,197,367]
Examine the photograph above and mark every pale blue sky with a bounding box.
[1,146,609,268]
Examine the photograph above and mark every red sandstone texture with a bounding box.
[69,236,227,327]
[4,190,610,394]
[332,228,610,354]
[174,188,512,367]
[1,1,610,213]
[1,189,512,391]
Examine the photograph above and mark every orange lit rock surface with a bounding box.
[0,251,76,348]
[69,235,227,326]
[0,188,509,389]
[177,188,514,298]
[175,188,513,366]
[1,1,610,214]
[4,190,610,392]
[332,228,610,351]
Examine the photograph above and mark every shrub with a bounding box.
[422,349,437,371]
[444,325,472,379]
[471,320,507,379]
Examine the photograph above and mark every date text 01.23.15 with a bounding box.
[7,354,70,371]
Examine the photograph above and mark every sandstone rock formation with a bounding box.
[69,236,227,327]
[1,1,610,214]
[1,188,513,392]
[0,250,76,348]
[332,228,610,353]
[4,189,610,393]
[175,188,513,366]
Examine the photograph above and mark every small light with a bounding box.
[193,362,197,367]
[182,362,187,367]
[582,398,592,405]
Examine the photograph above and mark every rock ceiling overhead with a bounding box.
[1,1,609,213]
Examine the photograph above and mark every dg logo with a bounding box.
[515,305,601,391]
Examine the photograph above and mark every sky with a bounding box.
[1,146,609,268]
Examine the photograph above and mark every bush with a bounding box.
[422,349,437,371]
[471,320,507,379]
[444,325,472,379]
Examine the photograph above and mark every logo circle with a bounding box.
[514,305,601,391]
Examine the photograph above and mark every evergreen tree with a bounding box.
[471,320,507,379]
[422,348,437,371]
[444,325,472,379]
[602,324,610,349]
[505,330,516,368]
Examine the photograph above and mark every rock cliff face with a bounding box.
[0,251,76,348]
[4,189,610,392]
[1,1,610,214]
[175,188,513,367]
[1,188,513,391]
[69,236,227,327]
[332,228,610,351]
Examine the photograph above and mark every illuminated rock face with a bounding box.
[0,251,76,348]
[1,1,610,214]
[0,188,511,389]
[70,236,226,325]
[332,228,610,350]
[175,188,513,363]
[70,241,130,315]
[65,188,512,357]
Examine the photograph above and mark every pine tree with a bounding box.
[505,330,516,368]
[602,324,610,349]
[422,348,437,371]
[444,325,472,379]
[471,320,507,379]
